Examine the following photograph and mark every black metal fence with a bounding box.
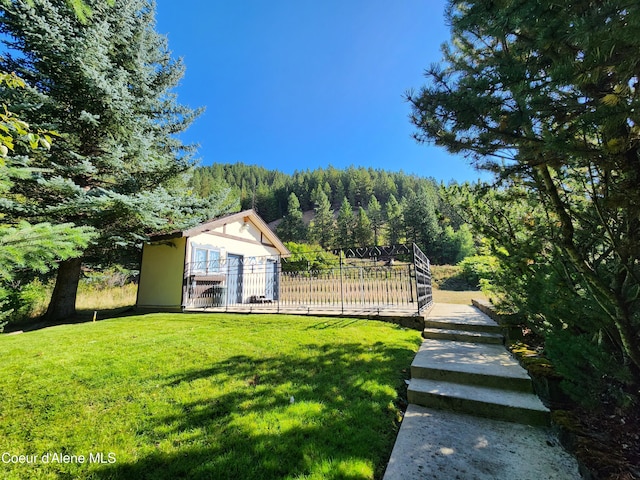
[183,243,432,316]
[413,243,434,312]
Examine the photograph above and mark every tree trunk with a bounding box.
[44,257,82,322]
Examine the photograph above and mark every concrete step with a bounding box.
[411,339,533,393]
[424,317,502,335]
[383,405,581,480]
[426,303,501,329]
[422,327,504,344]
[408,377,550,426]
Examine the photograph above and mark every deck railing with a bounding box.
[413,243,433,312]
[182,244,432,315]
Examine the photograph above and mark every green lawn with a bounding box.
[0,313,422,480]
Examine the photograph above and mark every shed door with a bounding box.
[226,254,243,304]
[265,259,278,300]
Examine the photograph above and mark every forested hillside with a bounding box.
[189,163,476,264]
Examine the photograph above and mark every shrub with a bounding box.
[429,264,476,291]
[545,330,634,408]
[0,278,51,328]
[282,242,339,273]
[457,255,499,289]
[82,266,137,289]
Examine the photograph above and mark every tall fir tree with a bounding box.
[353,207,373,247]
[0,72,95,326]
[276,192,307,242]
[308,190,334,249]
[385,194,404,245]
[0,0,233,321]
[336,197,354,247]
[367,195,383,245]
[403,186,441,254]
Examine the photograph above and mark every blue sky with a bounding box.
[155,0,488,183]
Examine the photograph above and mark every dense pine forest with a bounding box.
[189,163,476,265]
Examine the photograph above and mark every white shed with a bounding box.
[136,209,290,311]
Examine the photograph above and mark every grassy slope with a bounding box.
[0,313,421,480]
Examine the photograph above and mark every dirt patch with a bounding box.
[554,407,640,480]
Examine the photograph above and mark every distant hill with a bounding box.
[189,162,458,223]
[189,162,475,265]
[267,210,318,231]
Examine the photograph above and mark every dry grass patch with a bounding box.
[433,287,487,305]
[75,283,137,310]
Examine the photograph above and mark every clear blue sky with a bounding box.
[155,0,488,183]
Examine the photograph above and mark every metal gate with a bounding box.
[413,243,433,312]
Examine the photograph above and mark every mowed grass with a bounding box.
[0,313,422,480]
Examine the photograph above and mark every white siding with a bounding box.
[186,218,281,304]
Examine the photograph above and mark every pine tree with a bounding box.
[367,195,383,245]
[408,0,640,398]
[336,197,355,247]
[276,192,307,242]
[0,0,233,321]
[308,190,334,248]
[373,172,397,205]
[385,194,404,245]
[332,179,345,208]
[403,186,441,255]
[352,168,374,207]
[353,207,373,247]
[309,185,325,208]
[0,72,95,326]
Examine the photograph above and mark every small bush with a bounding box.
[82,266,137,289]
[457,255,499,289]
[430,265,476,290]
[545,330,634,408]
[17,279,50,316]
[0,279,51,328]
[282,242,339,273]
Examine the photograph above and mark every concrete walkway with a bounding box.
[384,303,580,479]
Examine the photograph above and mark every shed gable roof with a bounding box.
[148,209,290,256]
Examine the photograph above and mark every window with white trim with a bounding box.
[191,244,221,274]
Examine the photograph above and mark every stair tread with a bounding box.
[422,328,504,344]
[424,319,502,334]
[427,303,499,327]
[423,328,503,338]
[408,378,549,413]
[412,339,530,381]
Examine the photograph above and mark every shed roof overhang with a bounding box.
[147,209,290,256]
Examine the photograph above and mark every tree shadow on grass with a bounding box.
[306,318,361,329]
[3,306,139,333]
[93,342,419,480]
